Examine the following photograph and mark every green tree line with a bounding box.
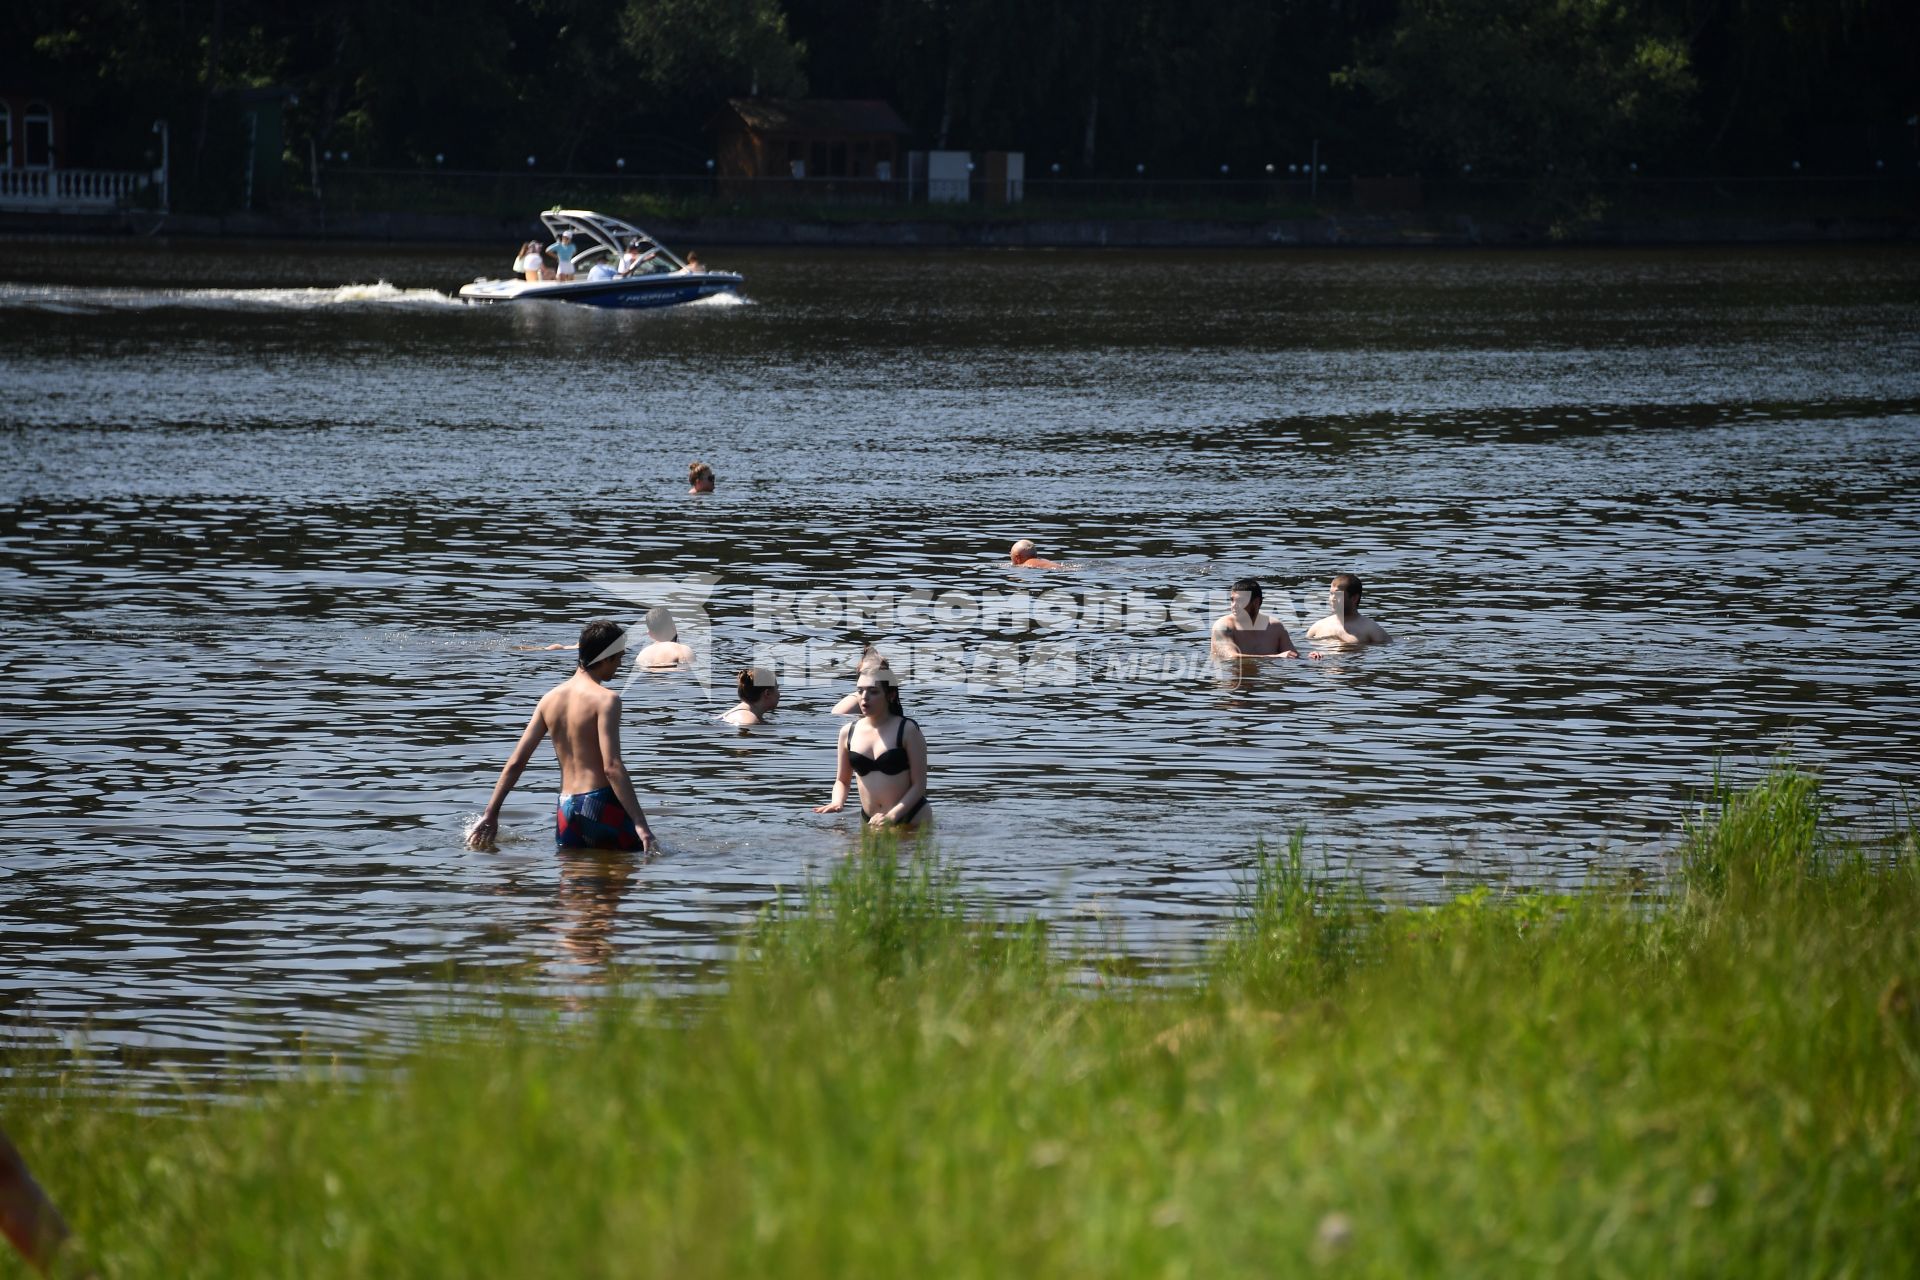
[6,0,1916,204]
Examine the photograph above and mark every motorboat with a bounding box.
[458,209,743,308]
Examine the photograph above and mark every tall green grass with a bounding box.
[5,767,1917,1278]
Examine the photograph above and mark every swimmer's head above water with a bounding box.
[737,666,780,709]
[1010,539,1037,564]
[1329,573,1363,618]
[688,460,715,493]
[577,618,630,673]
[644,605,678,642]
[1228,577,1263,621]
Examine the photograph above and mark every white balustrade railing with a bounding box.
[0,168,155,211]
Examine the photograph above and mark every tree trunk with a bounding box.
[1081,89,1099,171]
[191,0,227,186]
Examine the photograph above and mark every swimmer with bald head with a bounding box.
[1210,577,1299,659]
[1010,539,1065,570]
[634,606,694,669]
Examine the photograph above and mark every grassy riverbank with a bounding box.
[6,766,1917,1278]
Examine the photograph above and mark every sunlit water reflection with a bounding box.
[3,241,1918,1091]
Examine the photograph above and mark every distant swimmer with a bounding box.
[467,619,657,854]
[635,606,694,669]
[688,460,715,494]
[815,667,931,828]
[1306,573,1391,646]
[721,667,780,726]
[1010,539,1065,570]
[1210,577,1299,659]
[831,646,889,715]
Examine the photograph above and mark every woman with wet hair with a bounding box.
[687,460,715,494]
[814,666,930,828]
[831,646,889,716]
[721,667,780,726]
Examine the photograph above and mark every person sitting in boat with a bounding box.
[675,252,706,275]
[548,230,578,281]
[617,238,661,277]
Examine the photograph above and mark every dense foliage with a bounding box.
[4,0,1916,202]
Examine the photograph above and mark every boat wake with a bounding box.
[0,281,465,314]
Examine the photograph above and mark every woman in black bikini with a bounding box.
[813,668,930,828]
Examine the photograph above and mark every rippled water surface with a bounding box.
[3,239,1918,1087]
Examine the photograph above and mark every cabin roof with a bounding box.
[715,98,911,137]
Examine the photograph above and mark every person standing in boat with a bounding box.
[515,240,546,281]
[814,667,931,829]
[547,230,578,281]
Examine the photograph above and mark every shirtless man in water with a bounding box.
[1210,577,1299,659]
[1306,573,1391,646]
[467,619,658,853]
[634,605,695,669]
[1009,539,1065,570]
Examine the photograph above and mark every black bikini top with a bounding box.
[846,717,914,777]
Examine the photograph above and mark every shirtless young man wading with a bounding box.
[1305,573,1391,646]
[467,619,658,853]
[1209,577,1299,659]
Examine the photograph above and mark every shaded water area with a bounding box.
[3,240,1919,1090]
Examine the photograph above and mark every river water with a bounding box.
[2,240,1918,1088]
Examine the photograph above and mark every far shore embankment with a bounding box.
[4,206,1916,249]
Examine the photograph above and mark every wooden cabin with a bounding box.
[708,99,911,182]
